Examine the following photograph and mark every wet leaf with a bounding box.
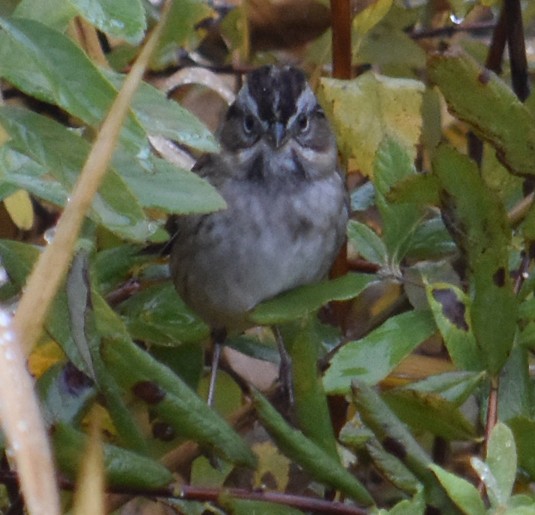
[0,16,145,149]
[104,70,218,152]
[69,0,146,44]
[0,106,154,241]
[485,422,517,507]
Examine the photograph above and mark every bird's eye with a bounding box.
[297,113,309,132]
[243,114,256,134]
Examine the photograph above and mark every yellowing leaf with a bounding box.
[4,189,34,230]
[353,0,393,37]
[252,441,291,490]
[28,340,65,378]
[319,73,424,176]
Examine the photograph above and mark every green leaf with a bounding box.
[151,0,214,70]
[69,0,146,44]
[113,155,226,214]
[396,371,485,405]
[118,282,209,345]
[347,220,387,265]
[253,390,373,505]
[280,319,338,459]
[509,417,535,480]
[428,48,535,177]
[357,5,426,77]
[53,422,173,489]
[373,136,424,261]
[405,217,455,260]
[498,346,534,422]
[0,240,92,373]
[352,381,454,511]
[14,0,76,30]
[102,338,257,467]
[425,282,481,371]
[386,173,440,206]
[251,273,375,325]
[104,70,218,152]
[0,106,154,241]
[429,464,486,515]
[92,244,146,294]
[432,144,517,375]
[365,438,421,494]
[383,388,477,440]
[485,422,517,507]
[385,490,426,515]
[0,16,146,149]
[324,310,436,394]
[0,146,68,207]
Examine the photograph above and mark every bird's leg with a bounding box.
[207,328,226,407]
[274,326,294,405]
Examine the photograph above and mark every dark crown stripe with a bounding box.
[246,66,307,125]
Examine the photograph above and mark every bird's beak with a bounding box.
[269,121,286,148]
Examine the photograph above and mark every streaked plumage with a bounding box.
[170,66,348,331]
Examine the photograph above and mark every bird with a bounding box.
[169,65,349,403]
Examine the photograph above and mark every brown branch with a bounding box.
[0,470,368,515]
[504,0,530,101]
[330,0,352,79]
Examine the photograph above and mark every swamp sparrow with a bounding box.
[169,65,348,399]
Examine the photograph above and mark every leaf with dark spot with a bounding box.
[426,282,482,371]
[152,422,176,441]
[132,380,166,404]
[493,267,506,287]
[431,145,516,375]
[383,437,407,460]
[432,288,469,331]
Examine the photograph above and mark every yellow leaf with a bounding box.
[319,72,424,176]
[353,0,393,37]
[28,340,64,378]
[252,441,290,490]
[4,189,34,230]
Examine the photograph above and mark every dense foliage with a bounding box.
[1,0,535,513]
